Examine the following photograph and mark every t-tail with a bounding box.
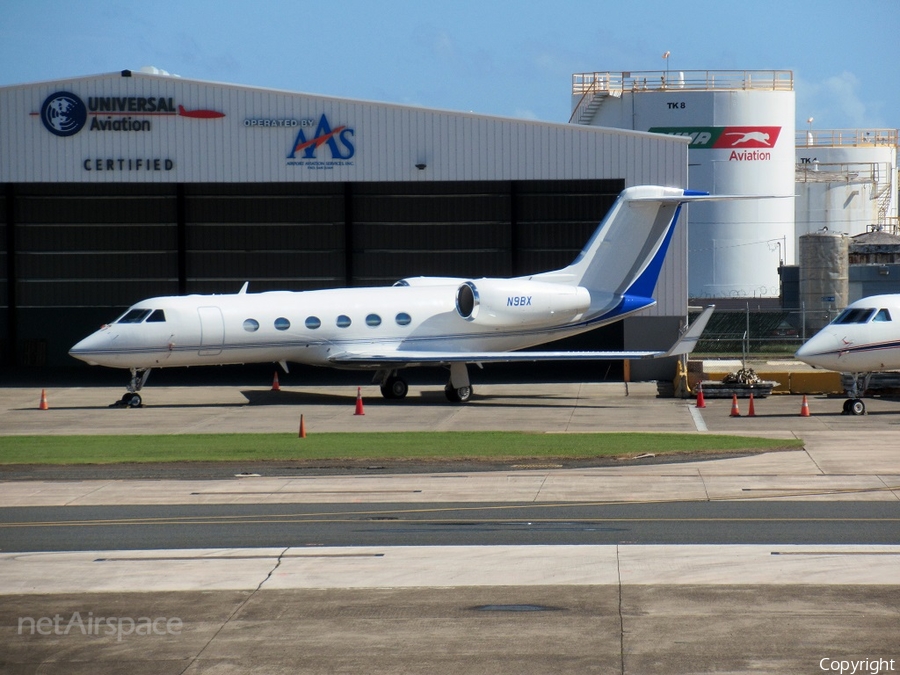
[532,186,707,322]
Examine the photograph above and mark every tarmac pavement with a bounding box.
[1,380,899,673]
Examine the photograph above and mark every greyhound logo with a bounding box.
[648,126,781,150]
[725,131,773,147]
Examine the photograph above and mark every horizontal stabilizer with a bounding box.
[628,193,791,204]
[663,305,715,357]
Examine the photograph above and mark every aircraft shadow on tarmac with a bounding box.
[13,390,615,410]
[240,389,613,409]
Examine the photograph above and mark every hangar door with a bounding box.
[3,178,624,367]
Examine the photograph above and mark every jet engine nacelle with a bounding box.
[455,279,591,327]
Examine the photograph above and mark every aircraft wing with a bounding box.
[329,306,714,367]
[330,349,663,367]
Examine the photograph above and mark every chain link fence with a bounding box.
[688,306,840,357]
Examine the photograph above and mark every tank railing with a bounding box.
[571,70,793,95]
[797,129,898,147]
[864,218,899,236]
[795,161,890,185]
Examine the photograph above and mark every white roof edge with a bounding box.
[0,70,690,141]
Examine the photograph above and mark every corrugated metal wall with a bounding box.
[185,183,346,293]
[14,184,178,308]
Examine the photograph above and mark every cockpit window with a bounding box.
[117,308,152,324]
[146,309,166,323]
[833,308,876,325]
[874,309,892,322]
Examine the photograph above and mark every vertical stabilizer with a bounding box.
[532,186,695,318]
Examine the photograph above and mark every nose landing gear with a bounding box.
[841,372,872,416]
[110,368,151,408]
[842,398,866,416]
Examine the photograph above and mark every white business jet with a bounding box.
[795,294,900,415]
[70,185,727,407]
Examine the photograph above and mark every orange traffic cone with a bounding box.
[299,414,307,438]
[39,389,49,410]
[354,387,365,416]
[799,395,810,417]
[695,386,706,408]
[747,393,756,417]
[271,371,281,391]
[729,394,741,417]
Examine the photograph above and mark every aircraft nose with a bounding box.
[69,328,114,366]
[794,331,833,368]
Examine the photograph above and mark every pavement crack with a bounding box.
[62,482,112,507]
[876,475,900,501]
[563,382,582,432]
[178,547,289,674]
[532,473,550,502]
[803,443,827,475]
[256,546,289,591]
[616,544,626,675]
[697,469,711,501]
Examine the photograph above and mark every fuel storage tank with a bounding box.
[571,70,795,299]
[799,231,849,333]
[796,129,898,238]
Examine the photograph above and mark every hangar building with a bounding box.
[0,70,688,378]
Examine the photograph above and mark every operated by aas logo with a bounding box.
[287,114,355,164]
[41,91,88,137]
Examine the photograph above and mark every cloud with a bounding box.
[797,70,884,129]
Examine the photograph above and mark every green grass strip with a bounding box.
[0,432,803,465]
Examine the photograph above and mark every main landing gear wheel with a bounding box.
[444,384,472,403]
[843,398,866,416]
[111,392,142,408]
[380,376,409,400]
[123,393,142,408]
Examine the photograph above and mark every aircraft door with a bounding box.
[197,306,225,356]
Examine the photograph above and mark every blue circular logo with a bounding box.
[40,91,87,136]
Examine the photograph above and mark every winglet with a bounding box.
[663,305,715,357]
[238,282,249,295]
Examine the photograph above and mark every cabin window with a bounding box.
[366,314,382,327]
[305,316,321,329]
[243,319,260,332]
[146,309,167,323]
[874,309,892,322]
[336,315,352,328]
[396,312,412,326]
[117,308,152,324]
[833,308,876,324]
[274,317,291,331]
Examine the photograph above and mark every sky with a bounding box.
[1,0,898,131]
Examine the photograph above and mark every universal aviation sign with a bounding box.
[37,90,225,137]
[32,89,226,174]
